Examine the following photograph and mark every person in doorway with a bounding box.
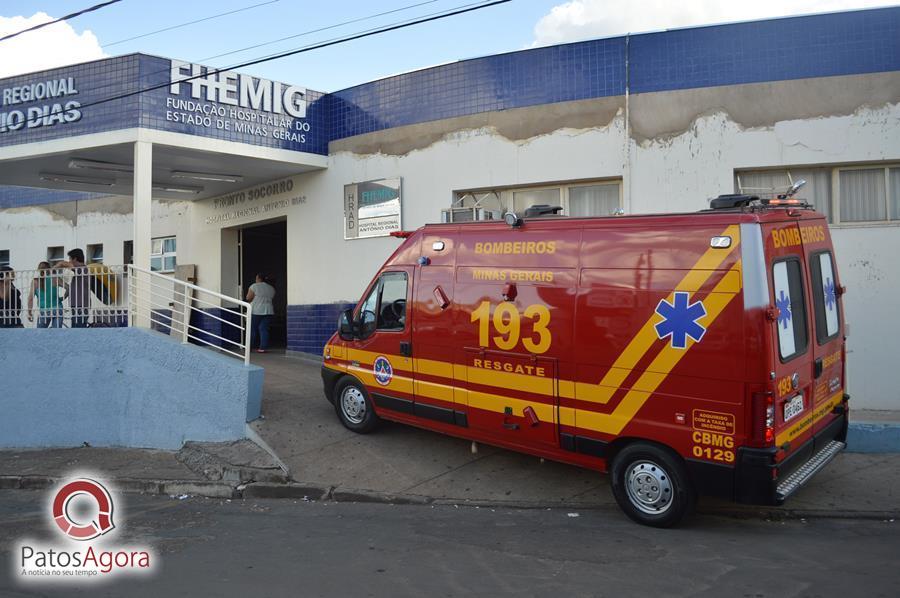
[0,266,23,328]
[246,273,275,353]
[56,248,92,328]
[28,262,66,328]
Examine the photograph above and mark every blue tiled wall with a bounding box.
[328,37,626,140]
[149,307,244,354]
[0,188,107,209]
[150,308,173,335]
[328,7,900,140]
[628,8,900,93]
[0,55,142,150]
[190,307,244,351]
[287,302,355,356]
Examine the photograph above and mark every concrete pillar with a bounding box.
[133,141,153,270]
[131,141,153,328]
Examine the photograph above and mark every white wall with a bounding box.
[0,196,190,272]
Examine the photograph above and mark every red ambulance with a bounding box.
[321,192,849,526]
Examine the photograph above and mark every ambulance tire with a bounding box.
[610,442,696,528]
[334,377,380,434]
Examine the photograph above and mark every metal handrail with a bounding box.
[127,265,252,364]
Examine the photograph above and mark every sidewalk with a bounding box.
[1,352,898,520]
[250,352,900,518]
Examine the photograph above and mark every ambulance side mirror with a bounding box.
[338,309,357,340]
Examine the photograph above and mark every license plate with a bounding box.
[784,394,804,422]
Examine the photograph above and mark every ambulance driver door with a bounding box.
[351,269,415,414]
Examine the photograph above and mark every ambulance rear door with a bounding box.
[762,220,816,458]
[798,218,846,442]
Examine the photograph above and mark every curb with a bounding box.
[846,421,900,453]
[3,476,898,521]
[0,475,238,498]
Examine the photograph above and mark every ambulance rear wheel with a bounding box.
[334,377,380,433]
[610,442,695,528]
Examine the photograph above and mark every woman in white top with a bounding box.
[246,273,276,353]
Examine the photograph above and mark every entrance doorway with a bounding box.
[240,220,287,350]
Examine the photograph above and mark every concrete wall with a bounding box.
[0,328,263,449]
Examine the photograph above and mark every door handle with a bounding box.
[400,341,412,357]
[814,358,823,379]
[502,422,520,430]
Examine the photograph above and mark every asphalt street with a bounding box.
[0,490,898,597]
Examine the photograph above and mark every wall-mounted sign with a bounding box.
[0,77,82,134]
[204,178,306,226]
[344,178,402,239]
[167,60,313,147]
[0,55,327,154]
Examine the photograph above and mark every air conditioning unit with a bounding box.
[441,207,476,223]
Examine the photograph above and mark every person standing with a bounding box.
[56,248,92,328]
[28,262,66,328]
[0,266,23,328]
[246,273,275,353]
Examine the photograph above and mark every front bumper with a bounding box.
[321,365,342,404]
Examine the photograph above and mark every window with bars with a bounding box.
[47,246,65,265]
[87,243,104,264]
[446,181,621,222]
[151,237,176,273]
[0,250,9,268]
[735,164,900,225]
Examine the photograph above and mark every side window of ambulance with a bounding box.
[809,251,841,344]
[377,272,408,331]
[358,283,380,338]
[357,272,408,338]
[772,259,809,361]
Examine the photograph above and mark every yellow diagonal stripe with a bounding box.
[576,260,743,435]
[579,224,741,404]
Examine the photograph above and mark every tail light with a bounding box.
[751,390,775,446]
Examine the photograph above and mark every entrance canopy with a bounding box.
[0,134,324,202]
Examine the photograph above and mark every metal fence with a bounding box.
[0,264,128,329]
[127,265,251,364]
[0,264,251,364]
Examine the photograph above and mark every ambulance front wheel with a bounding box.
[334,377,380,433]
[610,442,696,528]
